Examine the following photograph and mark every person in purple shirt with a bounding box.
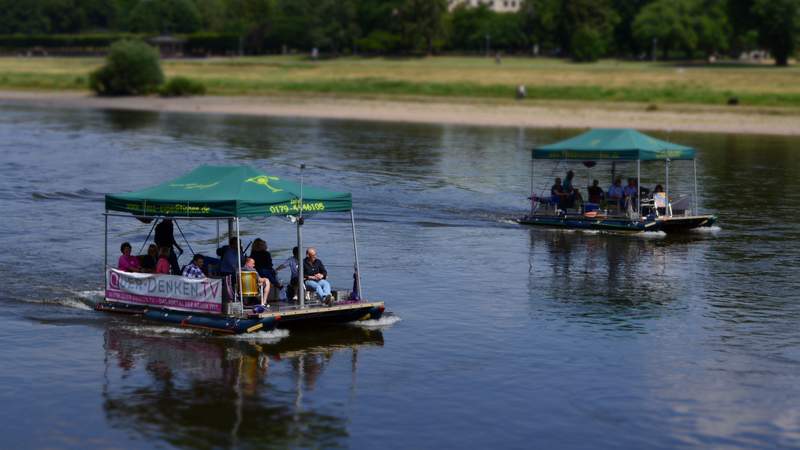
[117,242,140,272]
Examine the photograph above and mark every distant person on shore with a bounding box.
[156,246,171,274]
[182,254,206,279]
[118,242,140,272]
[304,247,332,303]
[587,179,604,204]
[155,219,183,275]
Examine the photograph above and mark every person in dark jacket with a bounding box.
[154,219,183,275]
[250,238,280,289]
[303,247,332,302]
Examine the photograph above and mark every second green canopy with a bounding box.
[533,128,695,161]
[106,165,352,218]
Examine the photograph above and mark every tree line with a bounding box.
[0,0,798,65]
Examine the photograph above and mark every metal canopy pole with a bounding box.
[350,209,363,300]
[693,159,699,215]
[104,212,108,289]
[636,159,641,217]
[235,217,243,306]
[665,158,671,217]
[296,163,306,308]
[530,156,535,215]
[136,220,158,255]
[216,219,220,249]
[174,219,195,256]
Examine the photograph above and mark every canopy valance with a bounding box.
[533,128,695,161]
[105,165,352,218]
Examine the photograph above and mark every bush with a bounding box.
[158,76,206,97]
[571,26,605,62]
[89,40,164,96]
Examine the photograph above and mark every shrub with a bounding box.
[158,77,206,97]
[89,40,164,96]
[571,26,605,62]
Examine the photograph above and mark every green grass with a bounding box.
[2,55,800,109]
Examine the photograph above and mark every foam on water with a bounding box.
[75,289,105,304]
[634,230,667,239]
[124,325,205,336]
[691,225,722,234]
[19,295,95,311]
[350,314,401,329]
[223,328,290,343]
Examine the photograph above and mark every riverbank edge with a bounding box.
[2,90,799,136]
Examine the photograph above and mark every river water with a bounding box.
[0,104,798,449]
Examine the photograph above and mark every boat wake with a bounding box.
[122,325,205,335]
[17,293,96,311]
[351,313,401,329]
[223,328,290,343]
[691,225,722,234]
[634,230,667,239]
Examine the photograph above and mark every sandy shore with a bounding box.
[2,90,799,136]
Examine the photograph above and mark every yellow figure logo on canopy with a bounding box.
[246,175,283,193]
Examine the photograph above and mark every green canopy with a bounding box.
[533,128,695,161]
[105,165,352,218]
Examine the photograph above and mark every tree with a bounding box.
[314,0,360,54]
[752,0,800,66]
[400,0,448,54]
[128,0,201,33]
[559,0,619,61]
[89,40,164,95]
[633,0,697,58]
[519,0,560,54]
[633,0,730,59]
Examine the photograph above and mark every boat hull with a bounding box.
[518,214,717,233]
[96,299,385,334]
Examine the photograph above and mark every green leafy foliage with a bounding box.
[0,0,796,63]
[571,26,604,62]
[159,76,206,96]
[753,0,800,66]
[89,39,164,95]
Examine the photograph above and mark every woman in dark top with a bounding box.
[250,238,280,287]
[140,244,158,273]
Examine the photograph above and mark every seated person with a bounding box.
[156,246,172,274]
[550,177,569,209]
[276,247,300,301]
[242,257,270,306]
[182,254,206,279]
[562,170,583,208]
[118,242,140,272]
[140,244,158,273]
[303,247,332,303]
[250,238,280,289]
[587,179,604,204]
[607,177,624,208]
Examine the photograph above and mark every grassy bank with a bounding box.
[1,55,800,109]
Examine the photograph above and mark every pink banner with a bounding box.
[106,269,222,314]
